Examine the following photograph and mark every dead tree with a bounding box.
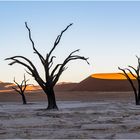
[5,22,89,110]
[118,56,140,105]
[12,75,29,104]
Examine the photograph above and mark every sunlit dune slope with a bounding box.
[0,81,42,93]
[91,73,136,80]
[73,73,137,92]
[25,86,41,91]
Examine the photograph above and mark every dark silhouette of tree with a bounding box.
[5,22,89,110]
[12,74,29,104]
[118,56,140,105]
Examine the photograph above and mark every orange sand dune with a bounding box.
[73,73,137,92]
[0,81,41,92]
[0,72,137,93]
[25,85,41,91]
[91,73,136,80]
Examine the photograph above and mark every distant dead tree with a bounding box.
[12,74,29,104]
[5,22,89,110]
[118,56,140,105]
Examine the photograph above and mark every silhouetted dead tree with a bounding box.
[12,74,29,104]
[118,56,140,105]
[5,22,89,110]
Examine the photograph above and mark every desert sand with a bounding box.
[0,73,139,139]
[0,100,140,139]
[0,89,139,139]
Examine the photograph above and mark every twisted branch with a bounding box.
[12,74,29,94]
[5,56,45,89]
[118,67,137,95]
[25,22,45,65]
[52,49,89,85]
[47,23,73,59]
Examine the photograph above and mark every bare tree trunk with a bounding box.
[132,87,139,105]
[21,93,27,104]
[137,82,140,105]
[45,87,58,110]
[135,94,139,105]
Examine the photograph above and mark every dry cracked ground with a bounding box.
[0,101,140,139]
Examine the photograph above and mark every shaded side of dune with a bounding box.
[0,82,13,90]
[54,83,78,91]
[73,76,137,91]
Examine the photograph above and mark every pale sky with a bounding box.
[1,1,140,84]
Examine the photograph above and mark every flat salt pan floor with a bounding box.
[0,101,140,139]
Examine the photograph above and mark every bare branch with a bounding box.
[48,62,53,70]
[12,87,21,95]
[125,68,137,79]
[8,61,17,65]
[136,55,140,76]
[118,72,127,78]
[51,64,62,77]
[128,65,138,76]
[69,49,80,56]
[52,50,89,85]
[5,56,45,87]
[118,67,137,96]
[66,49,89,65]
[25,22,45,65]
[48,23,73,59]
[25,69,32,76]
[67,56,89,65]
[5,56,36,72]
[48,56,56,68]
[136,55,140,61]
[13,77,22,92]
